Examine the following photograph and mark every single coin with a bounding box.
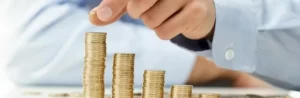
[23,91,42,96]
[48,92,69,97]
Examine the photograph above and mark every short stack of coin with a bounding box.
[112,53,135,98]
[170,85,193,98]
[83,32,107,98]
[199,94,220,98]
[142,70,165,98]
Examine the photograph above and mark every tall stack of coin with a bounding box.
[199,94,220,98]
[142,70,165,98]
[84,32,107,98]
[112,53,135,98]
[170,85,193,98]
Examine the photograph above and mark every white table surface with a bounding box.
[3,86,300,98]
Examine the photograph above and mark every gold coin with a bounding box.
[170,85,193,98]
[84,32,107,98]
[112,70,134,73]
[144,70,165,73]
[198,94,220,98]
[84,56,106,59]
[23,91,42,96]
[68,92,82,98]
[142,70,165,98]
[112,53,135,98]
[85,32,106,43]
[48,93,69,97]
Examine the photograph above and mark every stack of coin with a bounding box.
[83,32,107,98]
[112,53,135,98]
[170,85,193,98]
[142,70,165,98]
[199,94,220,98]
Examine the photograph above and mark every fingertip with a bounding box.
[88,8,127,26]
[88,11,107,26]
[126,2,140,19]
[96,6,113,22]
[89,7,98,15]
[154,28,174,40]
[154,25,181,40]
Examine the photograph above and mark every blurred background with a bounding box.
[0,1,15,97]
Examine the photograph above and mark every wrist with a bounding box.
[206,23,215,42]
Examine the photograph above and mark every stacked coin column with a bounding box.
[170,85,193,98]
[84,32,107,98]
[142,70,165,98]
[112,53,135,98]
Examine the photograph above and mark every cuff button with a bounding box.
[225,48,234,61]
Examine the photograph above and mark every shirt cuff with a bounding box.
[212,0,258,73]
[170,34,211,51]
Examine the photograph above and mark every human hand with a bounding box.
[88,0,216,40]
[187,56,274,88]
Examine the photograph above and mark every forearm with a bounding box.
[185,56,275,88]
[185,56,223,85]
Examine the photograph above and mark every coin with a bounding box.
[245,94,264,98]
[23,91,42,96]
[112,53,135,98]
[198,94,220,98]
[85,32,106,43]
[264,96,291,98]
[68,92,83,98]
[83,32,107,98]
[170,85,193,98]
[48,93,69,97]
[220,95,249,98]
[142,70,165,98]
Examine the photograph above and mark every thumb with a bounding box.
[89,6,126,26]
[97,0,130,21]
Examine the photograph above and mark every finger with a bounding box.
[182,1,215,40]
[154,1,205,40]
[127,0,158,19]
[140,0,187,29]
[89,6,126,26]
[96,0,129,22]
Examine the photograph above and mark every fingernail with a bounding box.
[89,7,98,15]
[97,6,112,21]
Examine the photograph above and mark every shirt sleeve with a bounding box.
[170,0,300,75]
[214,0,300,89]
[170,0,258,72]
[211,0,259,72]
